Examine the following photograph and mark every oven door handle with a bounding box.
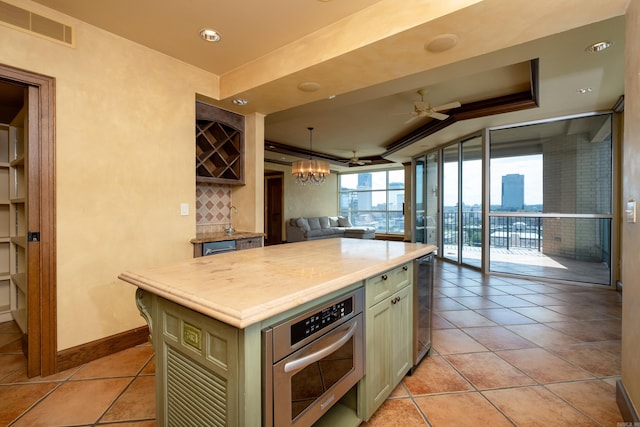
[283,320,358,374]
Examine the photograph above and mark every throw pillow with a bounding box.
[296,217,310,232]
[308,217,321,230]
[338,216,353,227]
[329,216,340,227]
[319,217,330,229]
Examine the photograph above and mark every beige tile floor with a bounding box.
[0,260,624,426]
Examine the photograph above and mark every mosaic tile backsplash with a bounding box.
[196,183,233,234]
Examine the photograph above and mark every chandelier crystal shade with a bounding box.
[292,127,330,185]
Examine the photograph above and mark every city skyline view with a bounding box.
[339,169,404,209]
[442,154,543,208]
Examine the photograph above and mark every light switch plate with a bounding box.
[180,203,189,216]
[626,199,636,223]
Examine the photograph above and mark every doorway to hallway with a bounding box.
[264,171,284,245]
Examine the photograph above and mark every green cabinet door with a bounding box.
[359,263,413,421]
[361,293,393,418]
[390,285,412,386]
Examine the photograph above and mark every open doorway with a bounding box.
[0,65,56,377]
[264,171,284,245]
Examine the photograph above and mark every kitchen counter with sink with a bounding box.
[119,238,435,426]
[190,230,264,244]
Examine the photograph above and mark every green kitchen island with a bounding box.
[118,238,435,426]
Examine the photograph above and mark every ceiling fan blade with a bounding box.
[432,101,461,111]
[427,111,449,120]
[405,115,420,124]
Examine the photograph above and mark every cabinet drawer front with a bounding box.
[387,263,411,293]
[366,274,393,307]
[236,237,263,250]
[365,263,411,307]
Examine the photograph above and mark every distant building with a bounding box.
[389,181,404,210]
[358,173,372,210]
[502,174,524,210]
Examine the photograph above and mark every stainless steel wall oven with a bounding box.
[262,288,364,427]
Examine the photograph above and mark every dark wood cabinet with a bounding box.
[196,101,244,185]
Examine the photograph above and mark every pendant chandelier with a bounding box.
[292,127,330,185]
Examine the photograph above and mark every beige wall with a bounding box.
[0,0,233,350]
[233,112,265,233]
[264,162,338,240]
[622,0,640,415]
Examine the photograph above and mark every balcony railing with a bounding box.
[443,211,542,251]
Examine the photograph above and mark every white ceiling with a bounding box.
[30,0,627,171]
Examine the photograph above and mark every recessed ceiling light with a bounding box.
[585,40,612,53]
[578,87,593,94]
[298,81,321,92]
[233,98,248,106]
[199,29,221,42]
[424,34,459,53]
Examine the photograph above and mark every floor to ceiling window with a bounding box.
[488,113,614,285]
[442,144,459,262]
[461,136,482,268]
[413,112,616,286]
[415,134,482,268]
[339,169,405,234]
[414,152,438,248]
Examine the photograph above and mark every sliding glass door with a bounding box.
[461,136,482,268]
[488,113,614,285]
[413,153,438,247]
[413,112,615,286]
[442,144,459,262]
[414,134,482,267]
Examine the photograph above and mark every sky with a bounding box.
[443,154,543,207]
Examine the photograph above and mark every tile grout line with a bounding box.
[428,262,622,426]
[7,380,65,426]
[93,350,156,425]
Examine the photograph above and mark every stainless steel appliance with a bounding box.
[412,253,434,372]
[202,240,236,255]
[263,288,364,427]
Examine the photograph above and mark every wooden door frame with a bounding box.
[1,63,56,377]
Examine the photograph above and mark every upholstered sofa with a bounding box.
[286,216,376,242]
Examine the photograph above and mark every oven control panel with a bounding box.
[290,297,354,346]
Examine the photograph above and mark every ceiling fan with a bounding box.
[344,150,372,166]
[405,89,461,124]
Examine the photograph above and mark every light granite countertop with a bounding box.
[119,238,435,329]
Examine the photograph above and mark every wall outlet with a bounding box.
[180,203,189,216]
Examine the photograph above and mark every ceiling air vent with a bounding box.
[0,0,73,46]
